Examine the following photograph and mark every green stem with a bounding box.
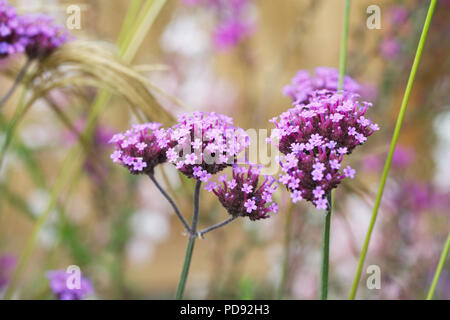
[320,193,332,300]
[175,180,201,300]
[426,232,450,300]
[277,206,293,299]
[349,0,437,300]
[338,0,351,91]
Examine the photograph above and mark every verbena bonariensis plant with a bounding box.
[269,89,379,210]
[110,112,277,299]
[0,0,70,107]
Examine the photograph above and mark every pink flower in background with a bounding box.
[380,37,401,60]
[0,254,16,290]
[388,6,409,26]
[181,0,256,51]
[47,269,93,300]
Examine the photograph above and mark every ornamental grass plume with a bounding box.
[47,270,93,300]
[269,89,379,210]
[166,111,250,183]
[0,0,26,58]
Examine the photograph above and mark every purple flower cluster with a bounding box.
[166,112,249,182]
[181,0,255,51]
[0,1,69,60]
[282,67,361,104]
[47,270,93,300]
[109,122,172,175]
[205,164,279,220]
[20,13,70,59]
[0,0,26,58]
[269,90,379,210]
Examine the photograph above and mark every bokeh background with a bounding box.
[0,0,449,299]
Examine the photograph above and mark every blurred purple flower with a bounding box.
[0,0,26,58]
[380,37,400,60]
[47,269,93,300]
[181,0,256,51]
[392,146,415,169]
[213,19,254,52]
[0,254,16,290]
[20,13,70,59]
[389,6,409,26]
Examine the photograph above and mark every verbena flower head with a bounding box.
[282,67,361,104]
[167,112,249,182]
[109,122,172,175]
[47,270,93,300]
[0,0,26,58]
[269,90,379,210]
[20,13,69,59]
[205,164,279,220]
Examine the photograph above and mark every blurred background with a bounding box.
[0,0,449,299]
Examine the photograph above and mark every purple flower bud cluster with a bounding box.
[20,13,70,59]
[0,1,69,60]
[269,90,379,210]
[109,123,173,175]
[181,0,255,51]
[205,164,279,220]
[0,0,26,58]
[47,270,93,300]
[282,67,361,104]
[166,111,249,182]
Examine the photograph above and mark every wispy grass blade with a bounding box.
[349,0,437,300]
[426,232,450,300]
[3,0,169,298]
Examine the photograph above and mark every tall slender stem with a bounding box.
[426,232,450,300]
[176,180,201,300]
[338,0,351,91]
[197,216,238,238]
[320,193,332,300]
[277,206,293,299]
[0,58,33,108]
[148,173,191,233]
[349,0,437,300]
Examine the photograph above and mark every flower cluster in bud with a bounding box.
[282,67,361,104]
[269,90,379,210]
[109,123,172,175]
[166,111,249,183]
[205,164,279,220]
